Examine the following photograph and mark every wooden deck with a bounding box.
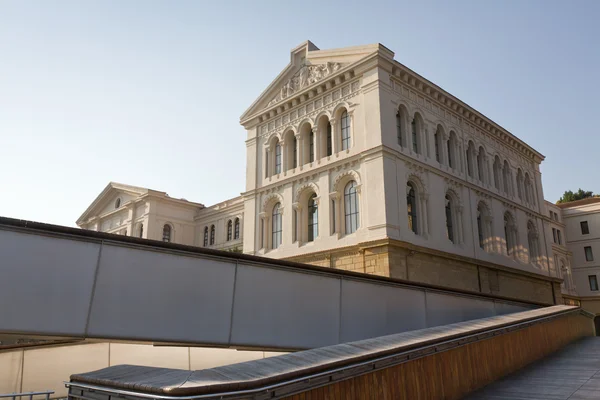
[467,336,600,400]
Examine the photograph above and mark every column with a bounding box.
[280,140,286,174]
[330,118,339,155]
[296,134,304,168]
[312,127,321,161]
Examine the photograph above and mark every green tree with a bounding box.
[557,189,595,204]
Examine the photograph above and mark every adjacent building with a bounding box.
[78,41,574,307]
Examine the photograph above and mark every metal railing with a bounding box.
[0,392,54,400]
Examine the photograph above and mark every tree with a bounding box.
[557,189,595,204]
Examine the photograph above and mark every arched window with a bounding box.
[517,169,524,200]
[162,224,172,242]
[407,182,418,234]
[493,157,502,190]
[234,218,240,240]
[203,226,209,247]
[524,173,531,203]
[396,111,403,146]
[227,220,233,241]
[309,130,315,162]
[503,161,511,195]
[292,136,298,168]
[445,194,454,243]
[466,142,475,178]
[527,220,539,264]
[114,198,121,209]
[344,181,359,234]
[434,128,443,163]
[477,147,486,183]
[411,118,418,154]
[274,140,282,174]
[139,223,144,238]
[272,203,282,249]
[341,110,351,150]
[477,203,492,251]
[210,225,215,245]
[504,212,517,256]
[326,122,333,156]
[447,131,457,169]
[308,193,318,242]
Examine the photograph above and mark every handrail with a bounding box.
[66,306,584,400]
[0,392,54,400]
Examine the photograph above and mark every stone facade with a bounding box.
[78,41,578,307]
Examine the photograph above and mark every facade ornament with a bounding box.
[267,62,345,108]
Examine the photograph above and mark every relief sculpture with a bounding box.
[267,62,343,107]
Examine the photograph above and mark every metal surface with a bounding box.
[65,306,582,400]
[0,217,541,350]
[0,391,54,400]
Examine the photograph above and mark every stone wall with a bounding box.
[286,239,558,305]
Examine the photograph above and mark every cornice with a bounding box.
[387,62,544,163]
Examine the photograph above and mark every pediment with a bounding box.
[240,41,388,124]
[77,182,148,225]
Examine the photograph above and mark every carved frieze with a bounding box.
[267,62,344,108]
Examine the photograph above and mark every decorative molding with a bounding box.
[267,62,345,108]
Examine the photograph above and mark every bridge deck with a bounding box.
[467,337,600,400]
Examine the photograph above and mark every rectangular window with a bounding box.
[434,133,440,162]
[275,143,282,174]
[411,119,418,153]
[549,211,553,219]
[581,221,590,235]
[331,199,336,234]
[554,212,559,221]
[309,132,315,162]
[293,138,298,168]
[589,275,599,291]
[585,246,594,262]
[557,230,562,245]
[326,124,332,156]
[552,228,557,243]
[341,114,351,151]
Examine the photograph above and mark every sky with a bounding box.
[1,0,599,227]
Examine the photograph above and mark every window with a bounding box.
[589,275,599,291]
[517,169,524,200]
[503,161,510,195]
[326,122,332,156]
[344,181,359,234]
[477,147,485,182]
[275,141,282,174]
[478,209,484,249]
[434,130,441,163]
[331,199,336,234]
[411,118,418,153]
[524,174,531,203]
[309,131,315,162]
[552,228,557,243]
[407,182,418,234]
[504,212,517,256]
[203,226,209,247]
[272,203,282,249]
[447,140,453,168]
[581,221,590,235]
[341,110,351,150]
[585,246,594,262]
[227,220,233,241]
[557,230,562,245]
[234,218,240,240]
[162,224,172,242]
[265,149,269,177]
[527,220,539,264]
[210,225,215,245]
[554,212,559,221]
[308,193,318,242]
[396,111,403,146]
[114,198,121,209]
[445,194,454,243]
[493,157,502,190]
[466,142,475,178]
[293,136,298,168]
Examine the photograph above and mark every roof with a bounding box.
[556,197,600,209]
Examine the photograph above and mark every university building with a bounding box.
[78,41,584,308]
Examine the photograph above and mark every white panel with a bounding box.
[0,350,23,393]
[87,245,236,344]
[231,264,340,349]
[340,279,427,342]
[21,343,109,399]
[109,343,189,369]
[0,230,100,335]
[425,292,496,327]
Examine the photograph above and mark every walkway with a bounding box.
[467,337,600,400]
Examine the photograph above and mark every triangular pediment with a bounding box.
[76,182,149,225]
[240,41,389,125]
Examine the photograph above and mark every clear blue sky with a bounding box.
[1,0,598,226]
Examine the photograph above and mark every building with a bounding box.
[79,40,570,307]
[558,197,600,311]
